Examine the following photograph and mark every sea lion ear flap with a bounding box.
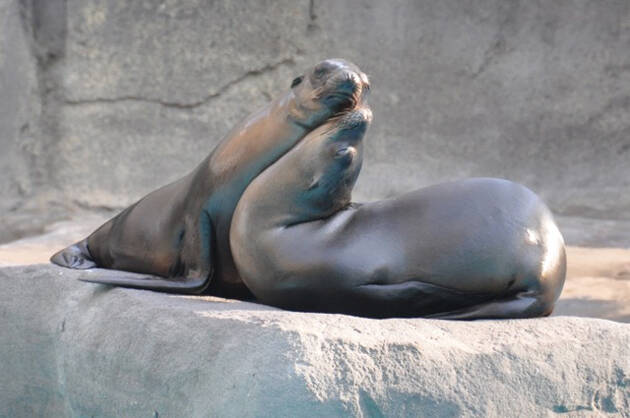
[307,177,320,191]
[291,75,304,88]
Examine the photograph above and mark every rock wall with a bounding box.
[0,0,41,242]
[1,265,629,416]
[1,0,630,245]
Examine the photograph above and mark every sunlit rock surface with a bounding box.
[1,264,628,417]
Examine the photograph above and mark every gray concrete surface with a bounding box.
[1,0,629,246]
[1,264,629,417]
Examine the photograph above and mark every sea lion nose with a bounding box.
[339,71,362,92]
[334,69,370,100]
[348,106,373,128]
[332,69,370,107]
[312,59,371,111]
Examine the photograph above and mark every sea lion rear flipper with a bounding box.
[426,292,546,320]
[77,268,210,294]
[352,280,492,318]
[50,239,97,269]
[355,282,544,319]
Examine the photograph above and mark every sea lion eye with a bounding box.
[291,75,304,88]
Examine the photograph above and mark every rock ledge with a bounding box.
[1,265,629,417]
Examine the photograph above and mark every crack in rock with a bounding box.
[63,57,296,110]
[307,0,319,32]
[471,36,507,78]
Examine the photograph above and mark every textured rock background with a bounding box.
[1,0,629,246]
[1,265,629,417]
[3,3,629,415]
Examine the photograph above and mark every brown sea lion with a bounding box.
[51,59,371,297]
[229,105,566,318]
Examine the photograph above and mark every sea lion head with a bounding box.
[294,105,373,218]
[233,104,372,228]
[287,59,370,129]
[229,101,372,298]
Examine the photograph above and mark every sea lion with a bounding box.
[229,107,567,318]
[51,59,371,297]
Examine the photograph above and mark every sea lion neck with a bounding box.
[206,92,307,179]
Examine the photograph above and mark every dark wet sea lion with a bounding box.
[229,107,566,318]
[51,59,371,297]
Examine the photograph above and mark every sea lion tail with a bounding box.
[50,239,97,269]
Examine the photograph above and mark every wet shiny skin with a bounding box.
[51,59,370,297]
[230,106,566,318]
[51,57,566,318]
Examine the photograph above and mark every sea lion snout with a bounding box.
[330,107,372,148]
[310,59,370,108]
[289,59,368,130]
[339,107,373,131]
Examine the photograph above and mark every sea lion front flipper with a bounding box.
[77,268,210,294]
[50,239,97,269]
